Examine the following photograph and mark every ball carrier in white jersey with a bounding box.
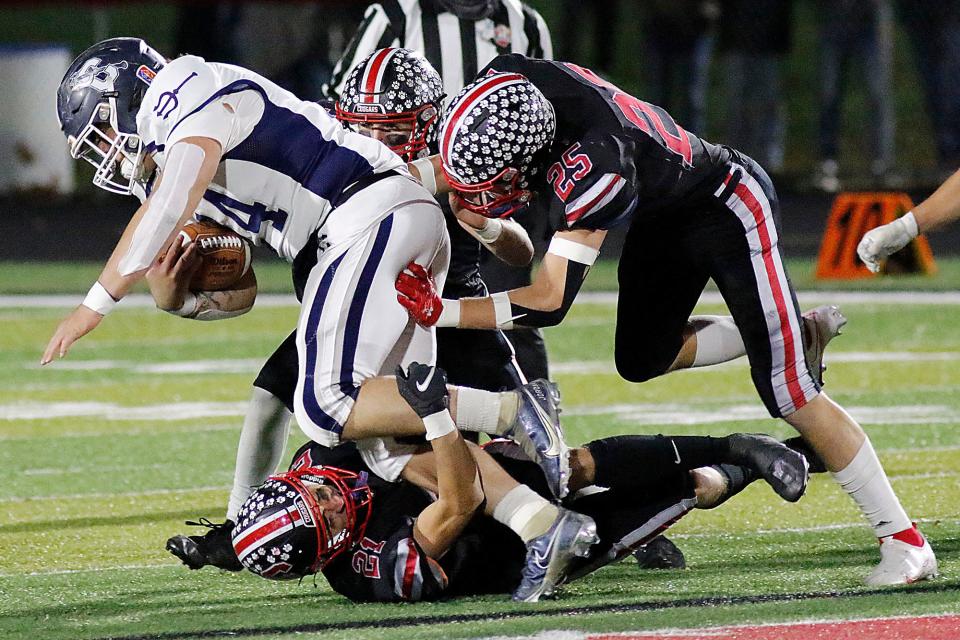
[48,39,583,599]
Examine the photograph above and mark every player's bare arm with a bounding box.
[396,364,484,559]
[451,195,534,267]
[397,228,605,330]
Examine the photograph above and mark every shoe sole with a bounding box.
[519,381,571,499]
[803,305,847,386]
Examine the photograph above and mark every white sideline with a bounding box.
[4,290,960,308]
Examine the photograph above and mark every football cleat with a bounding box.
[512,508,599,603]
[166,519,243,572]
[728,433,809,503]
[633,535,686,570]
[865,528,938,586]
[802,305,847,386]
[504,380,570,499]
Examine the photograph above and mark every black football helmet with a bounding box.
[231,466,373,580]
[336,48,444,161]
[438,0,498,20]
[439,72,555,218]
[56,37,165,195]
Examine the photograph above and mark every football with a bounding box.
[177,220,252,291]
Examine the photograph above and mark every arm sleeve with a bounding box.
[324,4,394,100]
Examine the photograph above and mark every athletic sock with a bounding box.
[587,435,731,490]
[492,485,559,543]
[226,387,292,521]
[690,315,746,367]
[831,438,912,539]
[454,387,517,436]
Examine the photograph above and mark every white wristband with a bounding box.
[491,291,515,329]
[411,157,438,195]
[436,298,460,328]
[547,236,599,265]
[423,410,457,441]
[901,211,919,238]
[475,218,503,244]
[168,292,200,318]
[82,281,118,316]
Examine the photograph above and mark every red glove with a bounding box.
[396,262,443,327]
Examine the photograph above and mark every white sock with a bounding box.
[691,316,746,367]
[455,387,515,435]
[226,387,292,521]
[831,438,912,538]
[492,485,559,542]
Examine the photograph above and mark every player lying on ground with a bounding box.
[398,54,937,585]
[45,40,588,593]
[858,167,960,272]
[169,362,812,602]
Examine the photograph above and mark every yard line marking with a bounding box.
[0,422,240,441]
[673,516,955,539]
[551,352,960,375]
[0,293,298,308]
[564,402,960,425]
[5,290,960,309]
[0,485,227,503]
[22,358,264,375]
[0,401,247,421]
[0,563,173,578]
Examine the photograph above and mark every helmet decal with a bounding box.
[440,73,555,185]
[68,59,129,93]
[232,466,373,581]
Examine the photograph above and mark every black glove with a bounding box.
[396,362,449,418]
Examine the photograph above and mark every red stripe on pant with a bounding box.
[732,179,807,412]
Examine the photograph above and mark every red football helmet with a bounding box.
[231,466,373,580]
[336,48,445,161]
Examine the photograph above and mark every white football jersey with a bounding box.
[136,55,406,262]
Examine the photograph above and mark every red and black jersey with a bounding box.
[289,441,523,602]
[481,54,731,232]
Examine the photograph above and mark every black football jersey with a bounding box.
[482,54,732,232]
[288,441,524,602]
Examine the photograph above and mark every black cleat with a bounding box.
[728,434,809,503]
[165,518,242,572]
[633,535,686,570]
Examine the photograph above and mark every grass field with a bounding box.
[2,286,959,639]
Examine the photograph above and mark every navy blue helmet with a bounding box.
[57,37,165,194]
[438,0,498,20]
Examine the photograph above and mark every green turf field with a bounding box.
[2,294,958,639]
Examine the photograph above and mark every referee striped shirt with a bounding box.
[324,0,553,102]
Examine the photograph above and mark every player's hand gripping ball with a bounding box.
[175,221,252,291]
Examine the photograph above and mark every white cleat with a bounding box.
[802,304,847,386]
[864,535,938,586]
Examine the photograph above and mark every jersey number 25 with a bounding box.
[547,142,593,202]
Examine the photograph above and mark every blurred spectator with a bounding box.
[813,0,895,192]
[717,0,792,174]
[896,0,960,181]
[639,1,719,134]
[175,2,367,100]
[559,0,621,73]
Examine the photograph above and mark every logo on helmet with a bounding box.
[294,497,315,527]
[354,103,386,115]
[69,58,129,93]
[135,65,156,86]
